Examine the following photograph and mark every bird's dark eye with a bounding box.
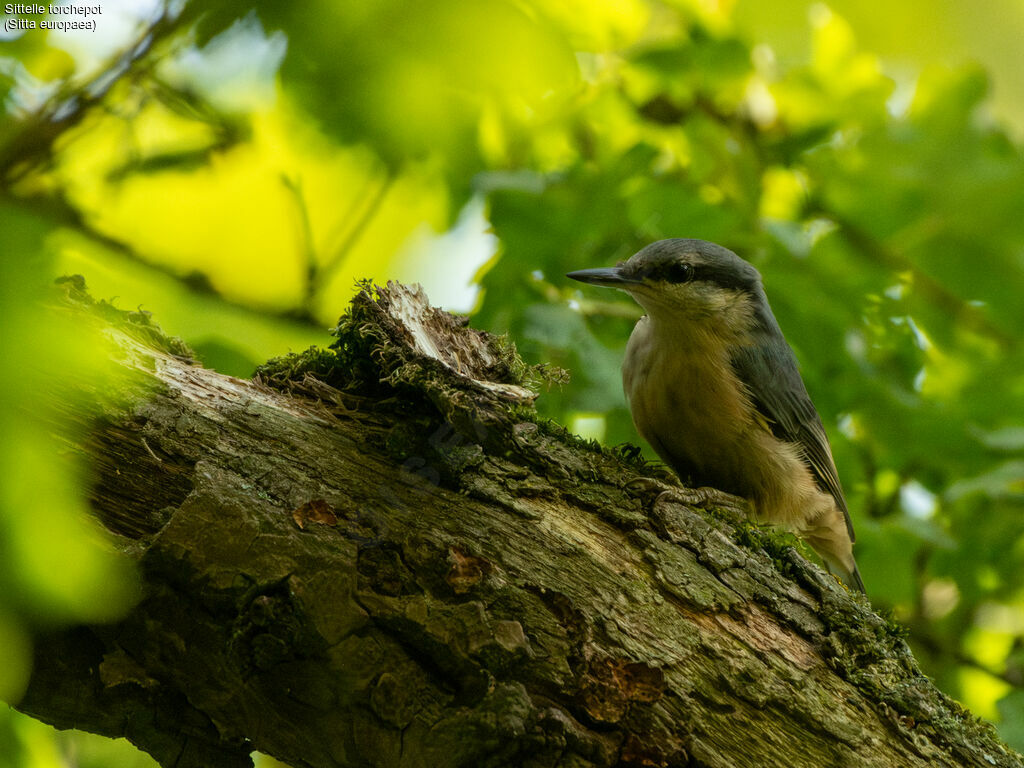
[665,262,694,283]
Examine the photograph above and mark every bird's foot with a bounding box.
[624,477,749,516]
[662,486,750,517]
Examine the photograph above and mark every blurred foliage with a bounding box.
[0,201,140,683]
[0,706,157,768]
[1,0,1022,763]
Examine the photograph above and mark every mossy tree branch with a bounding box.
[15,279,1022,768]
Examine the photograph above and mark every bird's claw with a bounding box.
[659,486,750,516]
[623,476,675,497]
[624,477,749,516]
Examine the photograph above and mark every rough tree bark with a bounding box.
[15,278,1023,768]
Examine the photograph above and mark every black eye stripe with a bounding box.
[636,261,757,292]
[642,261,694,283]
[691,264,757,292]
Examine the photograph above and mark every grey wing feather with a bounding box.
[730,338,855,543]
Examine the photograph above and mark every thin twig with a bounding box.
[280,174,320,305]
[318,170,395,286]
[0,4,187,184]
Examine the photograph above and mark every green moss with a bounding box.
[610,443,646,465]
[255,290,403,397]
[522,413,595,450]
[728,519,808,580]
[328,284,395,389]
[252,284,647,505]
[879,608,911,640]
[483,330,530,385]
[509,411,658,476]
[255,346,346,386]
[257,283,571,407]
[699,500,805,571]
[253,283,598,497]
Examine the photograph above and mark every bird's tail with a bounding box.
[803,510,867,594]
[831,559,866,594]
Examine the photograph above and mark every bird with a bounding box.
[567,238,865,593]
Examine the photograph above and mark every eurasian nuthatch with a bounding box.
[568,239,865,593]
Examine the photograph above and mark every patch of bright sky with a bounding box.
[46,0,286,113]
[162,13,286,112]
[392,196,498,313]
[46,0,166,72]
[0,56,57,113]
[900,479,937,519]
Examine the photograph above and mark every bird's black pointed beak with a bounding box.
[566,267,640,287]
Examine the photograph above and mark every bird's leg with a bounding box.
[624,476,750,516]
